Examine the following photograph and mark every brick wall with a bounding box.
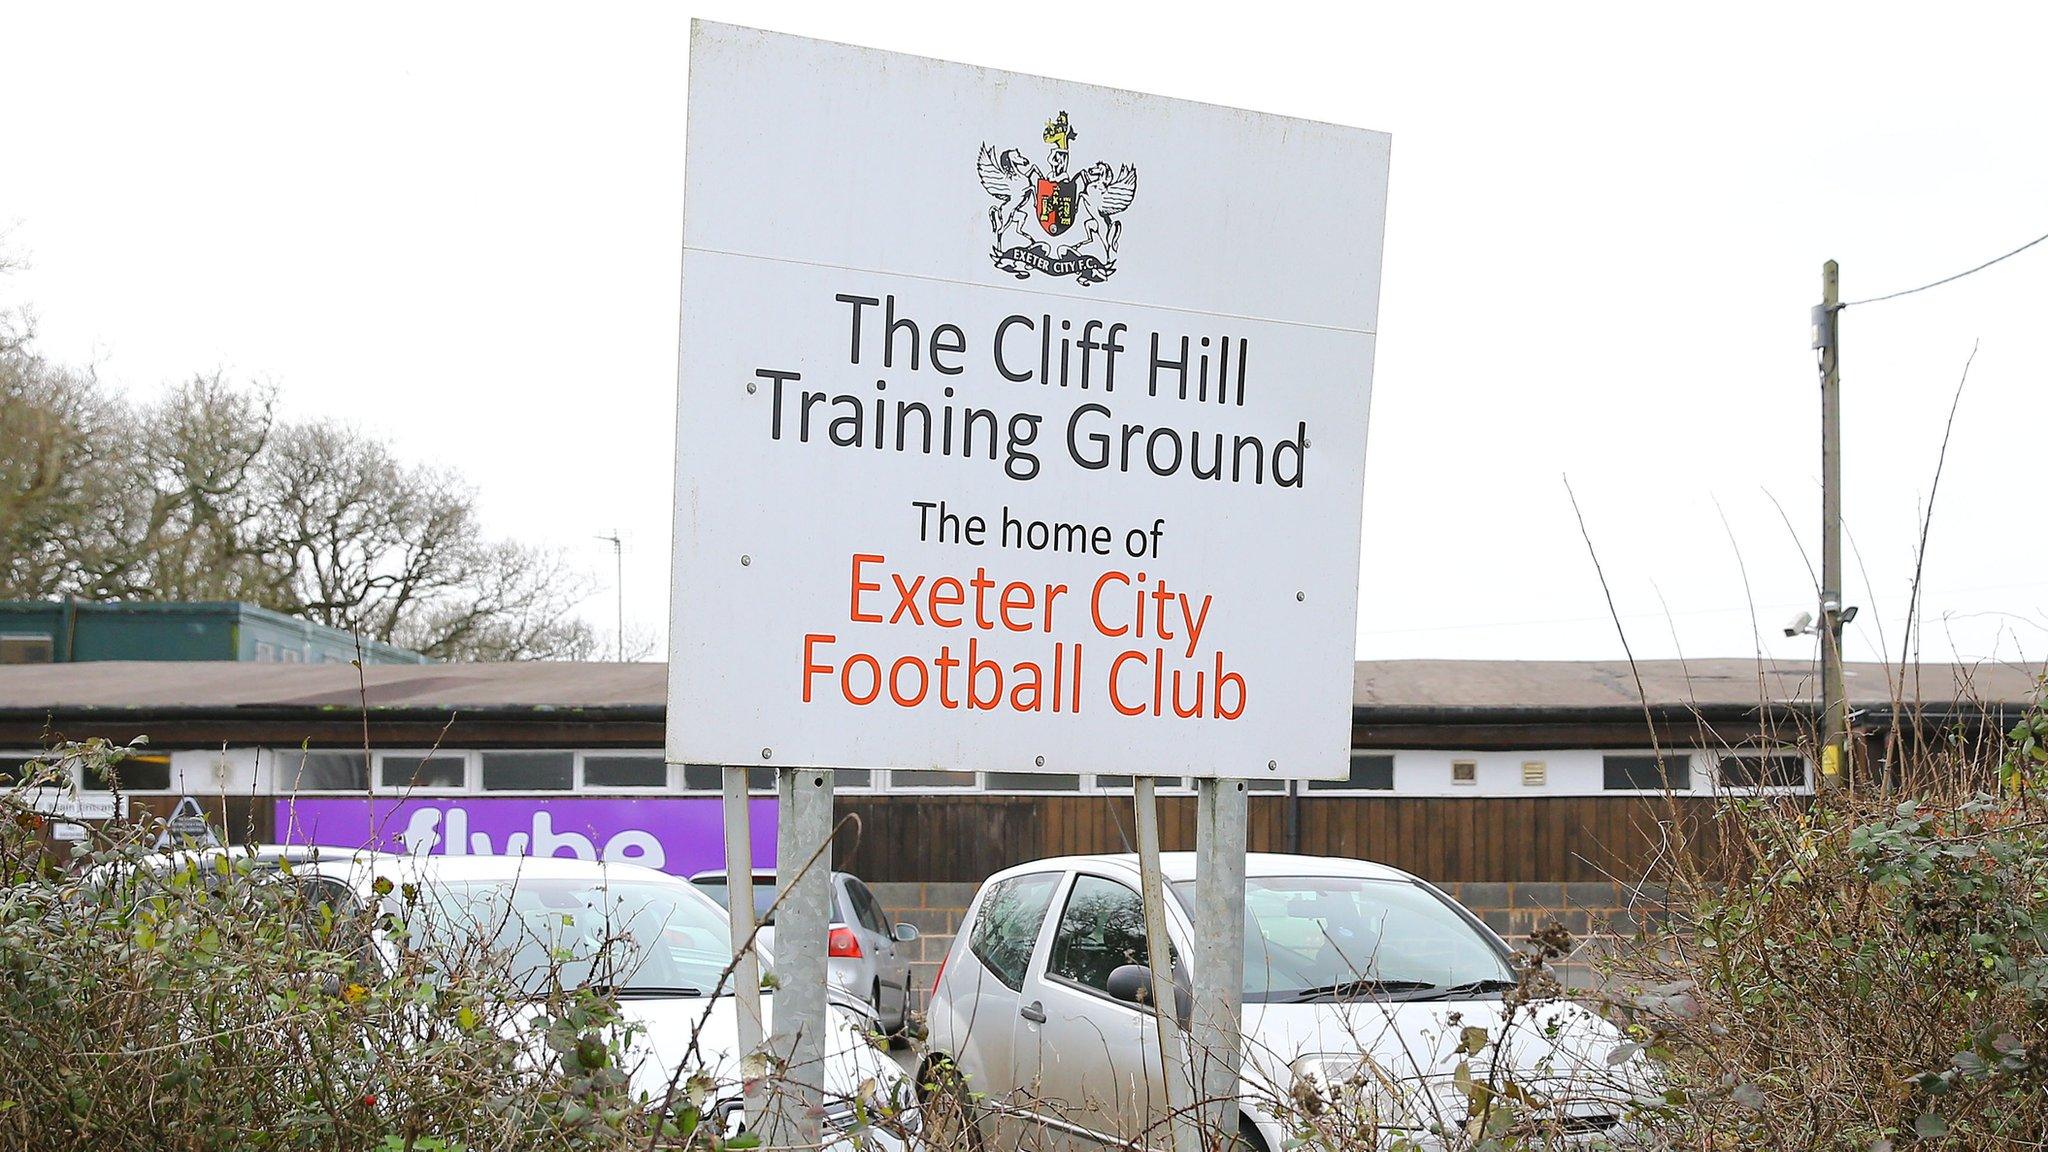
[871,882,978,1011]
[872,879,1668,1012]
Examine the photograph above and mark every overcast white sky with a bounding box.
[4,2,2045,668]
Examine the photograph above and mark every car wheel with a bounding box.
[916,1056,983,1151]
[872,981,908,1050]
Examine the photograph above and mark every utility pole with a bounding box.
[596,531,624,661]
[1813,261,1849,788]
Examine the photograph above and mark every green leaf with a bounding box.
[1913,1112,1949,1139]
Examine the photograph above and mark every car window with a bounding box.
[967,871,1061,991]
[695,876,780,926]
[403,877,733,996]
[844,878,888,934]
[1048,874,1174,996]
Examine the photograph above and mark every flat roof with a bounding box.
[0,657,2035,721]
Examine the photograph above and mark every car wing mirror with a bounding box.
[1106,963,1193,1029]
[893,923,920,943]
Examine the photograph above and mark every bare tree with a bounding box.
[255,420,597,660]
[0,293,598,660]
[0,322,123,597]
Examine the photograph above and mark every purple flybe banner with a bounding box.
[273,797,778,878]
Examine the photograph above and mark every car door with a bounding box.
[1016,872,1177,1150]
[942,870,1065,1143]
[843,875,905,1017]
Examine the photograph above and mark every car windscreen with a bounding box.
[1171,876,1513,1003]
[402,878,738,997]
[690,879,779,926]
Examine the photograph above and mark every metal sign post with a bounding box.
[1192,777,1249,1142]
[718,766,766,1121]
[1133,776,1199,1152]
[762,765,833,1148]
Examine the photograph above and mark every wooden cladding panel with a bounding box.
[833,793,1724,885]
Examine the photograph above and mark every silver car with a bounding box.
[690,868,919,1035]
[923,852,1644,1150]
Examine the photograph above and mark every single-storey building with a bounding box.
[2,656,2033,885]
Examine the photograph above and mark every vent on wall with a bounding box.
[1451,759,1477,785]
[1522,760,1547,786]
[0,635,55,665]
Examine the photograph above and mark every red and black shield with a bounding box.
[1036,178,1078,236]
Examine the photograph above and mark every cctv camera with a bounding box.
[1784,611,1813,638]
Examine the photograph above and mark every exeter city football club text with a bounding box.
[801,553,1247,720]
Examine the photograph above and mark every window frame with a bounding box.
[1040,870,1179,1014]
[981,771,1083,794]
[1599,751,1696,794]
[0,751,43,789]
[1711,750,1812,795]
[373,750,473,794]
[965,870,1064,992]
[1303,752,1396,794]
[80,751,175,793]
[0,633,55,665]
[276,748,374,793]
[579,752,672,792]
[887,768,979,792]
[1088,774,1193,793]
[477,750,577,793]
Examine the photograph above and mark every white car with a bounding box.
[924,852,1644,1149]
[293,853,915,1145]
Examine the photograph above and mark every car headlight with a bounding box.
[1286,1057,1476,1134]
[1289,1055,1410,1129]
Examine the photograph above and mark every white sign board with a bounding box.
[669,23,1388,779]
[24,788,124,822]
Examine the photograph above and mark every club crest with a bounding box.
[977,111,1137,284]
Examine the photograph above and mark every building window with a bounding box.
[1451,759,1478,785]
[584,754,666,789]
[834,768,873,790]
[1602,753,1691,791]
[680,764,777,793]
[0,753,39,788]
[480,751,573,792]
[984,772,1081,792]
[379,754,466,791]
[1307,753,1394,792]
[0,634,54,665]
[282,750,368,791]
[891,769,976,790]
[1718,753,1807,789]
[1093,775,1192,792]
[82,753,173,791]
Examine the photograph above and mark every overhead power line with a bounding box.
[1843,227,2048,307]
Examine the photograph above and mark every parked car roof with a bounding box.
[980,851,1415,887]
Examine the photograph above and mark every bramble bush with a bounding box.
[1604,710,2048,1149]
[0,740,656,1152]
